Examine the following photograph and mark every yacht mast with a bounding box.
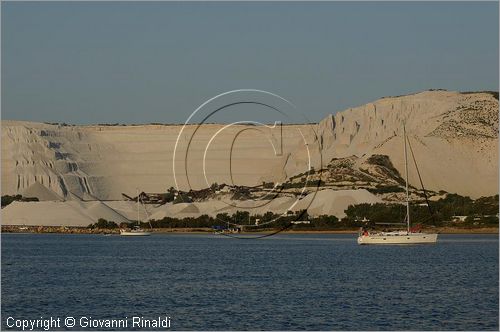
[137,188,140,226]
[403,124,410,233]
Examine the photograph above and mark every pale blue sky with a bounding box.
[2,2,498,124]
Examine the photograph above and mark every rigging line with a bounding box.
[139,196,153,229]
[406,136,436,224]
[72,190,134,224]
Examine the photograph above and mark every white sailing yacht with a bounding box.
[357,125,438,245]
[120,190,152,236]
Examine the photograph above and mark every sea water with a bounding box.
[1,233,498,330]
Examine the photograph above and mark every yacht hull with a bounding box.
[119,231,151,236]
[358,233,437,245]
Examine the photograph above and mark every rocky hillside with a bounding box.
[282,90,498,198]
[1,90,498,200]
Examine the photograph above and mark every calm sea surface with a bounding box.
[1,233,498,330]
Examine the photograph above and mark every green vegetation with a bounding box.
[433,194,498,217]
[292,214,361,230]
[44,122,74,127]
[147,210,343,231]
[161,192,175,203]
[87,218,118,229]
[231,188,251,200]
[289,168,316,181]
[262,181,275,189]
[1,195,39,208]
[173,192,192,204]
[280,179,324,189]
[158,187,177,203]
[343,194,499,227]
[83,193,498,231]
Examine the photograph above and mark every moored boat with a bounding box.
[357,124,438,245]
[120,189,152,237]
[120,226,151,236]
[357,230,437,245]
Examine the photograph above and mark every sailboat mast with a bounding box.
[137,188,140,225]
[403,124,410,233]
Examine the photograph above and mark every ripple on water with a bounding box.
[1,233,498,330]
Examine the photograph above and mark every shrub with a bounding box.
[88,218,118,229]
[1,195,39,208]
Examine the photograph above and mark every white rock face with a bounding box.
[2,90,498,201]
[2,200,131,227]
[1,121,320,200]
[315,90,498,198]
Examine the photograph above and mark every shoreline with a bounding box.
[2,225,498,235]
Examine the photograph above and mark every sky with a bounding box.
[2,2,499,124]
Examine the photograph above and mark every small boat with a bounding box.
[357,229,437,245]
[120,226,151,236]
[120,189,152,237]
[358,124,438,245]
[212,225,240,235]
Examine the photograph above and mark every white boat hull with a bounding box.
[119,230,151,236]
[358,232,437,245]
